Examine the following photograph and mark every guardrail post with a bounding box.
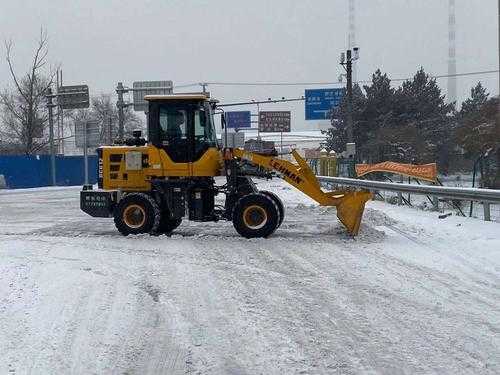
[397,175,403,205]
[483,202,491,221]
[432,196,439,211]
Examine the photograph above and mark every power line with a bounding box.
[172,83,200,89]
[181,69,499,88]
[219,97,305,107]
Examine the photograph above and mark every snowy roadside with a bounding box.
[0,180,499,374]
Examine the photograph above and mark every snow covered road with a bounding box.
[0,181,499,374]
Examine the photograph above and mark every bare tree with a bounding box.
[92,94,142,141]
[0,29,56,155]
[67,94,143,145]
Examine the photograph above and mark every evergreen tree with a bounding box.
[394,68,453,125]
[460,82,489,117]
[358,70,396,161]
[324,67,455,168]
[391,68,454,166]
[455,83,498,158]
[363,69,395,125]
[324,84,366,152]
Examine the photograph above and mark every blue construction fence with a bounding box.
[0,155,98,189]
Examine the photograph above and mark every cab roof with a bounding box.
[144,94,209,101]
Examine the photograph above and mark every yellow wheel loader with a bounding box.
[80,94,372,238]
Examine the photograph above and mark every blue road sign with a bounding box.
[305,88,344,120]
[226,111,251,128]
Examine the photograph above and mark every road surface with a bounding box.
[0,180,499,374]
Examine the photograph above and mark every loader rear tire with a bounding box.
[232,193,280,238]
[113,193,160,236]
[259,190,285,227]
[156,213,182,235]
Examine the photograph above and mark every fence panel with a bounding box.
[0,155,97,189]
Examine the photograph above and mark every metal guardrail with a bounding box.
[317,176,500,204]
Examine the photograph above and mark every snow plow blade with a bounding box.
[333,191,373,235]
[232,148,373,236]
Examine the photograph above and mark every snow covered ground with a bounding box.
[0,180,499,374]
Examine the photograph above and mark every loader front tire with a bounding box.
[114,193,160,235]
[232,193,280,238]
[259,190,285,227]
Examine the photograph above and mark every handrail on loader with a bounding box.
[232,148,373,235]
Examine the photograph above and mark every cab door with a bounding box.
[158,106,191,163]
[190,104,222,176]
[148,101,191,176]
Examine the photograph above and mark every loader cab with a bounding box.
[146,94,218,163]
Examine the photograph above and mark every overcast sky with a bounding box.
[0,0,498,130]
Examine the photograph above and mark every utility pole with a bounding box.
[108,116,113,145]
[345,49,354,143]
[46,88,57,186]
[59,69,65,155]
[56,69,60,154]
[116,82,125,141]
[83,121,88,185]
[55,69,65,155]
[348,0,357,82]
[447,0,457,107]
[257,102,260,138]
[340,47,359,144]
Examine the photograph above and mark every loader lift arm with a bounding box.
[231,148,373,235]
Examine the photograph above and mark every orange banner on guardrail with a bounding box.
[356,161,437,182]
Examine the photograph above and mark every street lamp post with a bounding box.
[340,47,359,144]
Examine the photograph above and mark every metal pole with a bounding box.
[108,116,113,145]
[116,82,125,142]
[470,158,478,216]
[397,174,403,205]
[257,103,261,138]
[46,88,56,186]
[447,0,457,107]
[60,107,64,154]
[280,131,283,154]
[483,202,491,221]
[84,122,88,185]
[56,69,60,154]
[348,0,356,82]
[498,0,500,121]
[408,177,411,204]
[224,113,228,149]
[346,49,354,143]
[59,69,64,155]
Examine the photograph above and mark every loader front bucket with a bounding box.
[334,191,373,236]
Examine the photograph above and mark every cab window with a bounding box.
[152,101,218,163]
[193,106,217,158]
[158,107,189,162]
[159,108,187,144]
